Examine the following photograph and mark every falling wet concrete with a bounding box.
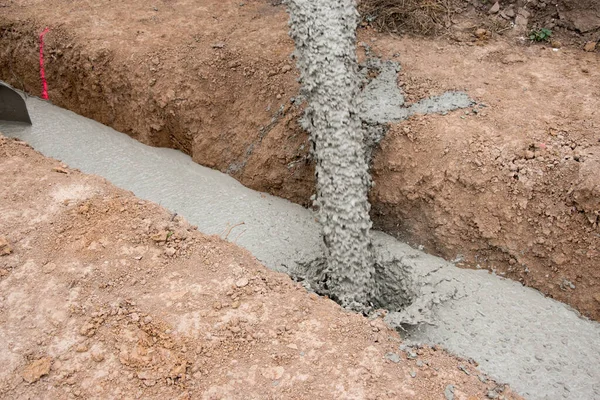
[2,97,599,400]
[286,0,377,311]
[284,0,473,313]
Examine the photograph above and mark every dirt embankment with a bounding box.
[0,135,523,399]
[1,0,599,320]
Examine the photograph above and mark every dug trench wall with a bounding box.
[1,0,599,320]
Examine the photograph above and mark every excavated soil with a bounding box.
[0,134,523,399]
[0,0,599,321]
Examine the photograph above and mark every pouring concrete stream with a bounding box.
[1,97,599,400]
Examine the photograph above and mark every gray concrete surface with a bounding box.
[358,58,474,124]
[2,97,600,400]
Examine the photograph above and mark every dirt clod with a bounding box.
[583,41,597,52]
[21,357,52,384]
[0,236,12,256]
[235,277,249,288]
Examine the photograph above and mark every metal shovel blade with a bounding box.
[0,81,32,124]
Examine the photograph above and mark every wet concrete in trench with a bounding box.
[1,96,599,399]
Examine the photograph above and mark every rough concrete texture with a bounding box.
[2,97,600,399]
[286,0,376,311]
[358,59,474,124]
[284,1,471,313]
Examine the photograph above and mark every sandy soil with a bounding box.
[0,134,523,399]
[0,0,599,321]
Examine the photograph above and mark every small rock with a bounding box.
[79,322,96,337]
[518,8,531,18]
[21,357,52,383]
[487,390,499,399]
[91,350,105,362]
[169,363,187,379]
[525,150,535,160]
[281,65,292,73]
[475,28,490,39]
[42,262,56,274]
[151,231,169,242]
[478,374,488,383]
[235,278,249,288]
[515,15,528,29]
[137,370,160,386]
[416,360,424,367]
[409,370,417,378]
[52,167,69,174]
[164,247,176,257]
[583,41,597,52]
[261,366,284,380]
[211,42,225,49]
[504,8,516,18]
[445,384,455,400]
[130,313,140,322]
[0,236,12,256]
[550,40,562,49]
[75,343,88,353]
[385,352,401,363]
[489,2,500,14]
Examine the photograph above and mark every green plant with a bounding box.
[529,28,552,42]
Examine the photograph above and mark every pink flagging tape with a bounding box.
[39,27,50,100]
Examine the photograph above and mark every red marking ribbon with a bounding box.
[39,27,50,100]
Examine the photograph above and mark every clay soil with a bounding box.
[0,0,599,321]
[0,135,523,399]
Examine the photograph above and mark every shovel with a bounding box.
[0,81,32,124]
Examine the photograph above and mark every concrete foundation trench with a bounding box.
[1,90,599,399]
[2,2,600,399]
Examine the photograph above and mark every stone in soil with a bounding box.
[0,236,12,256]
[583,41,597,52]
[21,357,52,383]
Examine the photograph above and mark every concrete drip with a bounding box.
[285,0,377,311]
[357,58,474,125]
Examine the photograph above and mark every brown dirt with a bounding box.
[0,0,599,321]
[0,134,523,399]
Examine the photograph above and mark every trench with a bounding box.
[2,95,600,399]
